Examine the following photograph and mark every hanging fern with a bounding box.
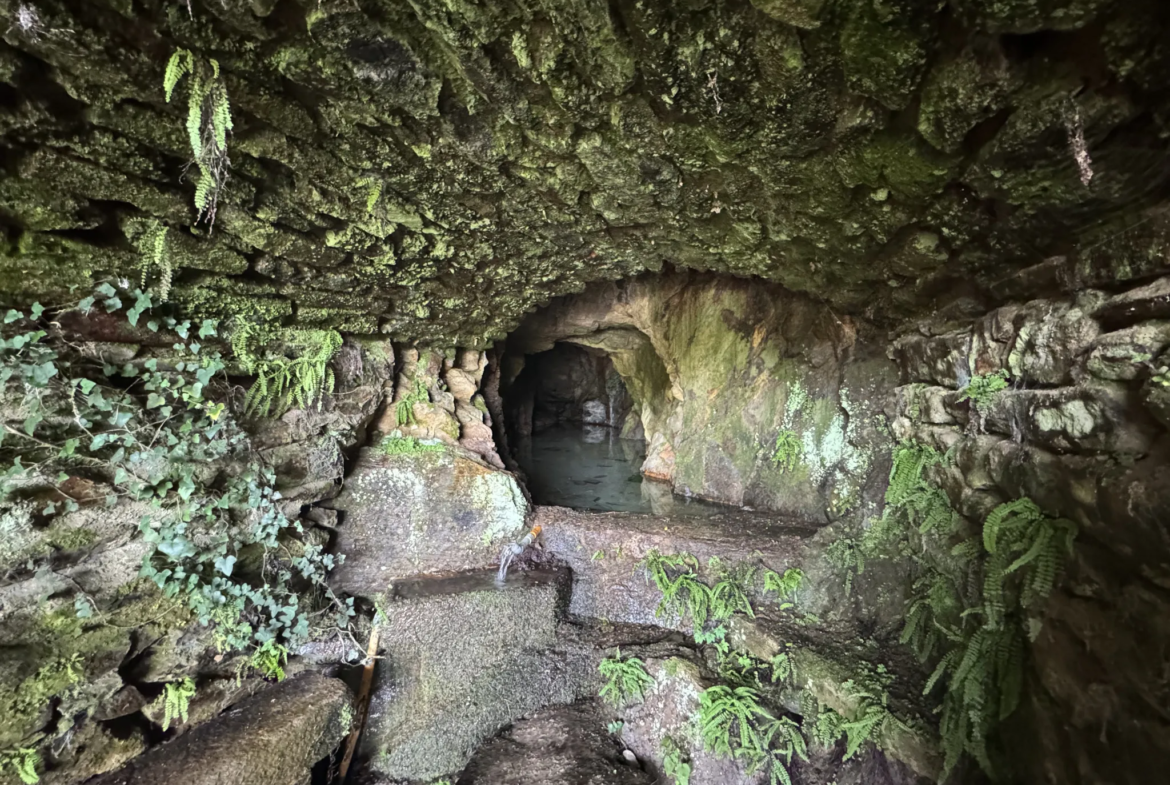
[137,220,172,300]
[164,48,232,228]
[161,677,196,731]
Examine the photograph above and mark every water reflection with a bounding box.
[514,425,726,516]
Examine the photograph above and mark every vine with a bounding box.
[1,289,350,655]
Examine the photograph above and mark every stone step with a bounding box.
[364,567,599,782]
[533,505,816,629]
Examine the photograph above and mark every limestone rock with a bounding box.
[329,446,528,595]
[88,674,353,785]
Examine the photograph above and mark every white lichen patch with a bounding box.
[471,470,527,545]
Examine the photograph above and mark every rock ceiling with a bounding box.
[1,0,1169,345]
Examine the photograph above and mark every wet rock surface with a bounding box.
[534,505,815,629]
[458,701,653,785]
[363,569,596,781]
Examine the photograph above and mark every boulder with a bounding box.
[88,674,352,785]
[329,446,528,595]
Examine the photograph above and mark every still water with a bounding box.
[514,425,727,516]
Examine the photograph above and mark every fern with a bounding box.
[598,649,654,706]
[163,49,193,103]
[0,747,40,784]
[641,550,711,627]
[709,558,756,621]
[958,370,1009,412]
[137,220,172,300]
[661,737,691,785]
[770,429,802,471]
[838,686,891,760]
[234,325,343,418]
[163,48,232,228]
[762,567,803,607]
[394,378,430,427]
[355,175,383,214]
[162,677,196,731]
[249,639,288,681]
[981,498,1077,623]
[699,685,806,785]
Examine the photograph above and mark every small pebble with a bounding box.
[622,749,637,764]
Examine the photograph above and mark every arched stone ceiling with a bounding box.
[1,0,1169,345]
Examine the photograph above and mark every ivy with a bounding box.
[0,288,348,653]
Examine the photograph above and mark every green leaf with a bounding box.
[103,296,122,312]
[78,296,95,314]
[147,320,160,332]
[147,393,165,409]
[198,319,218,338]
[78,379,96,394]
[23,413,42,436]
[30,303,44,319]
[96,282,116,297]
[214,555,236,576]
[3,309,20,323]
[59,438,79,457]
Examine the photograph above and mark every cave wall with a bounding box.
[509,269,899,521]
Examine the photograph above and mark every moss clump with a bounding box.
[378,436,444,456]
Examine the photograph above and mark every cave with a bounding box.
[3,2,1170,785]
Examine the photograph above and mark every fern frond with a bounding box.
[164,49,191,102]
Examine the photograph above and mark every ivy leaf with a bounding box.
[78,378,96,394]
[78,296,95,314]
[3,309,20,324]
[177,475,195,501]
[59,438,79,457]
[23,413,42,436]
[30,303,44,319]
[176,321,190,339]
[103,296,122,313]
[146,393,165,409]
[74,596,94,619]
[147,320,160,332]
[214,555,236,577]
[199,319,218,338]
[96,282,116,297]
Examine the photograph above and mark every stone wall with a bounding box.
[888,274,1170,784]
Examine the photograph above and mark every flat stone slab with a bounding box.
[329,446,528,595]
[364,568,600,782]
[89,673,352,785]
[533,505,815,629]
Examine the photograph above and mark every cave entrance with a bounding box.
[500,340,720,516]
[503,343,648,512]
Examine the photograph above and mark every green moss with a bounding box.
[45,527,98,552]
[839,0,931,110]
[378,436,444,456]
